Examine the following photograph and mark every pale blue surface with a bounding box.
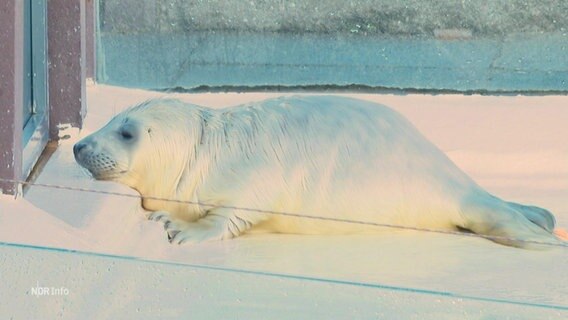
[98,32,568,92]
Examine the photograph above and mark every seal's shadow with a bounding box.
[25,142,141,230]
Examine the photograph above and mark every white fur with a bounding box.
[75,96,560,248]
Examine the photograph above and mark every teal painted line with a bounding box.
[1,240,566,311]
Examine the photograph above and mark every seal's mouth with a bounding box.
[78,166,129,181]
[89,170,126,181]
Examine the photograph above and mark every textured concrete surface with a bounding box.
[99,0,568,36]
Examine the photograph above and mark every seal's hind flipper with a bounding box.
[506,202,556,232]
[459,194,561,249]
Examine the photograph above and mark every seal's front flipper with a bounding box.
[168,209,264,245]
[167,214,231,244]
[460,195,561,249]
[147,210,171,222]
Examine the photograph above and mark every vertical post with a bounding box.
[85,0,96,80]
[0,0,24,195]
[47,0,87,139]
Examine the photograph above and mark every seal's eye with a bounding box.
[119,122,138,142]
[120,128,134,140]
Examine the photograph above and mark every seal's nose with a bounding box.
[73,142,86,159]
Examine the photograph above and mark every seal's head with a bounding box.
[74,111,144,182]
[73,99,203,192]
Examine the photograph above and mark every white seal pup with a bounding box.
[74,96,562,249]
